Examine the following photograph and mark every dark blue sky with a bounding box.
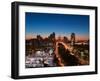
[25,12,89,39]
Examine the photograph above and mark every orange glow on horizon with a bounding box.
[26,34,89,41]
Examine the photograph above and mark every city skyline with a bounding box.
[25,12,89,40]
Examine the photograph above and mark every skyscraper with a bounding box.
[71,33,75,46]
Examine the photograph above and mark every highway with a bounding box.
[54,42,64,66]
[54,41,88,66]
[54,41,72,66]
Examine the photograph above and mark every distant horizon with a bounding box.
[25,12,89,41]
[25,33,89,41]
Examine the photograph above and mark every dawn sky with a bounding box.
[25,12,89,40]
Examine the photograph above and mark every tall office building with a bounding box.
[71,33,75,46]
